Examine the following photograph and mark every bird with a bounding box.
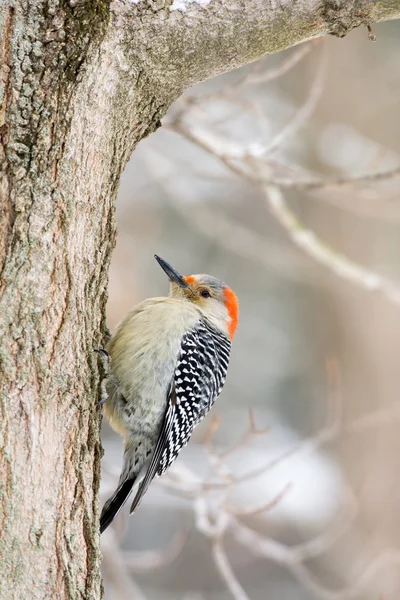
[99,254,239,533]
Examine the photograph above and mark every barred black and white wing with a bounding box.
[158,319,231,475]
[129,319,231,514]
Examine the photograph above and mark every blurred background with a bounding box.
[101,21,400,600]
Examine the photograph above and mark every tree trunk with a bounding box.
[0,1,399,598]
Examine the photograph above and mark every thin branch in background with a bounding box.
[262,41,328,155]
[217,408,269,459]
[166,118,400,193]
[287,163,400,191]
[193,496,231,538]
[245,43,313,85]
[226,482,292,518]
[342,402,400,435]
[212,538,251,600]
[101,530,149,600]
[123,529,189,572]
[166,37,400,212]
[225,402,341,487]
[205,396,400,492]
[175,43,326,160]
[263,184,400,305]
[202,413,221,446]
[260,163,400,191]
[289,550,400,600]
[289,487,358,563]
[158,359,400,495]
[169,43,327,163]
[157,362,400,496]
[201,413,234,484]
[222,356,341,487]
[204,438,236,485]
[164,36,400,320]
[202,409,269,489]
[233,520,400,600]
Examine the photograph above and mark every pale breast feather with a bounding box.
[157,319,231,476]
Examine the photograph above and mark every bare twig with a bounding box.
[245,43,312,85]
[261,41,328,155]
[168,109,400,314]
[123,529,188,572]
[232,520,400,600]
[202,413,221,446]
[166,120,400,192]
[101,530,149,600]
[158,372,400,502]
[217,408,269,459]
[226,482,292,518]
[289,488,358,562]
[263,184,400,305]
[212,538,251,600]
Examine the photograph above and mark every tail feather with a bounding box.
[100,478,135,534]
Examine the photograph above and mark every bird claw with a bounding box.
[95,348,110,359]
[96,395,108,407]
[95,348,110,370]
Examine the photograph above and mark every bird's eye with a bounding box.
[200,289,211,299]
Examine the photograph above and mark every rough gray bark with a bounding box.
[0,1,399,598]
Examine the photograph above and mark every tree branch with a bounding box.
[117,0,400,99]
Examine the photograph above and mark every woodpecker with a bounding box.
[100,255,239,533]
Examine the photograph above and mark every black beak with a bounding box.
[154,255,189,289]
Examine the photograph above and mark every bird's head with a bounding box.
[155,255,239,340]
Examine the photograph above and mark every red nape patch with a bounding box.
[184,275,196,285]
[224,287,239,340]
